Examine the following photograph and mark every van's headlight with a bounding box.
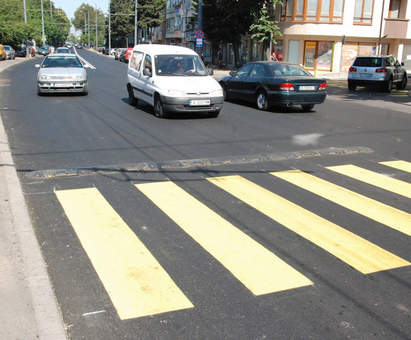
[167,89,186,96]
[211,88,223,96]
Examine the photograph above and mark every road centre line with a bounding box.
[208,175,410,274]
[55,187,193,320]
[135,181,313,295]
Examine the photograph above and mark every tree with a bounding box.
[137,0,167,43]
[0,0,70,47]
[194,0,282,67]
[73,3,106,47]
[250,1,283,61]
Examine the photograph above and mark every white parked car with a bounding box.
[35,54,89,95]
[127,44,223,118]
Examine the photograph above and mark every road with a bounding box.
[1,49,411,340]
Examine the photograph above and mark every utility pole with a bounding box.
[41,0,46,45]
[134,0,138,46]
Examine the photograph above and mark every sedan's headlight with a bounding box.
[40,75,51,80]
[73,75,85,81]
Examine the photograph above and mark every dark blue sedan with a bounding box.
[219,61,327,111]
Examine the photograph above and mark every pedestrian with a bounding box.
[271,52,277,61]
[217,48,223,68]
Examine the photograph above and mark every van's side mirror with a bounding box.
[143,67,152,77]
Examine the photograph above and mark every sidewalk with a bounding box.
[0,57,68,340]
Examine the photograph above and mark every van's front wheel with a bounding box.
[154,95,167,118]
[127,84,138,106]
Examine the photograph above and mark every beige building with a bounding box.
[162,0,411,74]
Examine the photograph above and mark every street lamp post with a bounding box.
[134,1,138,46]
[89,1,98,49]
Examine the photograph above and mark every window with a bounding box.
[389,0,400,18]
[281,0,343,22]
[354,0,374,24]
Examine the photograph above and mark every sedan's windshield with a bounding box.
[41,56,83,68]
[155,55,207,76]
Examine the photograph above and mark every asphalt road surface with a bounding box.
[1,49,411,340]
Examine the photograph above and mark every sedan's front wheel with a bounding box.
[256,91,270,111]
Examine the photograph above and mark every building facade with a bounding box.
[161,0,411,73]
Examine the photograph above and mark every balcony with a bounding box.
[384,18,410,39]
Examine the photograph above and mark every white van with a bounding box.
[127,45,224,118]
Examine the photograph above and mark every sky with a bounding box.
[52,0,110,21]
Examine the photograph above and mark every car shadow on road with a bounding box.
[326,80,411,104]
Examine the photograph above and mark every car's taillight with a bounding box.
[279,83,295,91]
[376,68,387,73]
[318,83,327,91]
[349,67,357,72]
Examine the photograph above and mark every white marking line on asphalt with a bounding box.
[73,46,96,69]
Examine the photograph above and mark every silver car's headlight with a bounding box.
[40,75,51,80]
[74,74,85,81]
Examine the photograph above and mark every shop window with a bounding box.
[303,41,333,70]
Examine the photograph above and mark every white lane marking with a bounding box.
[73,46,96,69]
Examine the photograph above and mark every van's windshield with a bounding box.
[155,55,208,76]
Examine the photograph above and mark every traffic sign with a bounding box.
[195,30,204,39]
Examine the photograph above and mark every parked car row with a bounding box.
[0,44,35,59]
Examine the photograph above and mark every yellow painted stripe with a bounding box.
[209,175,410,274]
[135,181,312,295]
[273,170,411,237]
[55,188,193,320]
[380,160,411,173]
[327,164,411,199]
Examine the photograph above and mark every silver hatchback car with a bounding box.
[35,54,89,95]
[348,55,407,92]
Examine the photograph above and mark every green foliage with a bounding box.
[0,0,70,47]
[73,3,106,47]
[250,1,282,43]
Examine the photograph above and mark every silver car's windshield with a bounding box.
[41,56,83,68]
[155,55,207,76]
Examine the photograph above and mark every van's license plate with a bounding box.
[189,99,210,106]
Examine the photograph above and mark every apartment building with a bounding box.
[277,0,411,74]
[163,0,411,74]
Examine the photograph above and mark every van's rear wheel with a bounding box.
[154,95,167,118]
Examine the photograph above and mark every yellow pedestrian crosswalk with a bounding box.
[55,188,194,320]
[55,160,411,320]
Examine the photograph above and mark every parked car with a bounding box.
[123,47,133,63]
[0,44,6,60]
[119,49,127,62]
[127,44,223,118]
[15,47,27,57]
[347,55,407,93]
[35,53,89,95]
[115,48,125,60]
[55,47,71,54]
[3,45,15,59]
[219,61,327,111]
[39,45,50,55]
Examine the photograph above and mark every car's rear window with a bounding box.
[353,57,382,67]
